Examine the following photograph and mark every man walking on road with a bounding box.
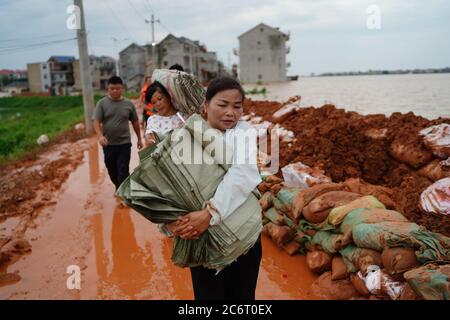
[92,76,143,192]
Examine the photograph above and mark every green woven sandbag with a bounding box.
[273,187,301,215]
[151,69,205,114]
[311,231,346,254]
[352,221,450,263]
[326,195,385,227]
[339,207,408,236]
[117,114,263,272]
[339,244,382,273]
[263,207,285,225]
[404,264,450,300]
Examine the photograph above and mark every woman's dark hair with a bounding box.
[169,64,184,71]
[145,81,171,104]
[205,77,245,102]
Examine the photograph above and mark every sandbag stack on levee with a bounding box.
[244,97,450,237]
[258,173,450,300]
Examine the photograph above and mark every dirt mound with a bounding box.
[0,147,86,221]
[0,129,90,274]
[244,99,450,235]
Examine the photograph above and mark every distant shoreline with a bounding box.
[306,68,450,77]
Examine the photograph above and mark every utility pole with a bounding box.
[112,37,128,77]
[74,0,94,135]
[145,14,159,73]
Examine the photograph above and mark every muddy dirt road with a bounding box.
[0,132,318,299]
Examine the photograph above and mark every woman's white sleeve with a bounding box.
[208,124,261,225]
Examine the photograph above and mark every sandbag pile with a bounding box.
[243,98,450,236]
[259,175,450,300]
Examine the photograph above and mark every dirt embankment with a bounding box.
[0,127,90,285]
[244,98,450,236]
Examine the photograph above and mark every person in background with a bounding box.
[140,76,153,130]
[92,76,143,193]
[141,66,183,131]
[169,63,184,72]
[144,81,187,146]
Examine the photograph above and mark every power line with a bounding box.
[144,0,155,15]
[0,38,77,55]
[0,32,72,43]
[0,37,75,50]
[142,1,171,36]
[127,0,146,22]
[105,1,137,43]
[158,20,172,35]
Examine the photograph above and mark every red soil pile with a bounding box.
[244,98,450,236]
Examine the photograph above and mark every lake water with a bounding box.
[243,73,450,120]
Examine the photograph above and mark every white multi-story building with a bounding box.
[237,23,290,83]
[119,43,147,91]
[119,35,225,91]
[155,34,223,83]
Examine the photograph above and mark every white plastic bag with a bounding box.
[419,124,450,159]
[281,161,331,188]
[364,265,405,300]
[420,177,450,216]
[273,100,301,120]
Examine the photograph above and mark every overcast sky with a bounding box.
[1,0,449,75]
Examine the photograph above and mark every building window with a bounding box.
[163,61,168,66]
[43,65,47,69]
[260,27,264,32]
[258,57,262,62]
[257,41,261,45]
[44,74,47,79]
[258,74,262,80]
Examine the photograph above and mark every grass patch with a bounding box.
[0,96,102,164]
[245,87,268,96]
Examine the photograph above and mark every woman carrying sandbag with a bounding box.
[165,77,263,300]
[144,81,188,146]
